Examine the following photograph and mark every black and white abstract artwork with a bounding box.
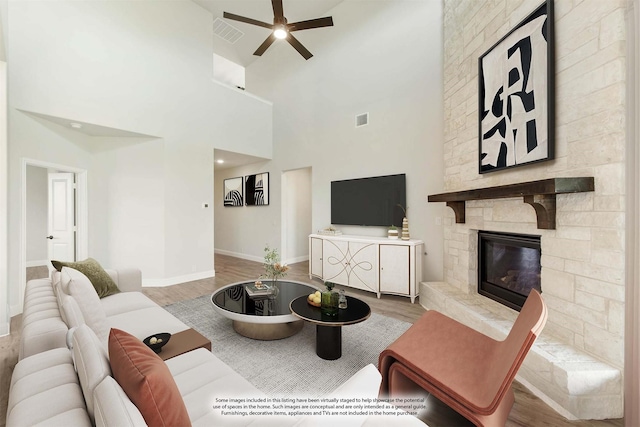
[245,172,269,206]
[479,0,554,173]
[223,177,243,207]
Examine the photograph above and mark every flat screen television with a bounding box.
[331,174,406,227]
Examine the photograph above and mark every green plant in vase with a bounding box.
[321,281,339,316]
[263,245,289,298]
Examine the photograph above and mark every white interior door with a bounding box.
[47,172,76,262]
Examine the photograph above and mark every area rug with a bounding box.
[163,295,411,397]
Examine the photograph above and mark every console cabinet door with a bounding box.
[310,237,323,279]
[347,241,378,293]
[322,239,378,292]
[323,239,349,285]
[379,244,410,295]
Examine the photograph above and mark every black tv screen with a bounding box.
[331,174,406,227]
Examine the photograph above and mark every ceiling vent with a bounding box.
[213,17,244,44]
[355,113,369,128]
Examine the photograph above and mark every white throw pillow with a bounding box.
[93,377,147,427]
[63,267,109,344]
[72,325,112,422]
[58,268,71,294]
[60,293,86,329]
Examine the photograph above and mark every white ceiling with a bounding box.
[193,0,344,67]
[196,1,344,170]
[214,148,269,170]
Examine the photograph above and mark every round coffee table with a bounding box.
[290,295,371,360]
[211,280,319,340]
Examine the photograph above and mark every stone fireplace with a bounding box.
[432,0,627,421]
[478,231,541,311]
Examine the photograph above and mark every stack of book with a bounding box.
[245,282,273,297]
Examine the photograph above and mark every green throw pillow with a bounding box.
[51,258,121,298]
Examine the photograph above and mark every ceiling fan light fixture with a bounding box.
[273,26,287,39]
[224,0,333,59]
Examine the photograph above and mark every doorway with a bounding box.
[280,167,312,265]
[25,166,77,279]
[18,158,88,312]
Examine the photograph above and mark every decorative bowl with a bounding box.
[143,332,171,353]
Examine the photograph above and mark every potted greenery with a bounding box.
[388,225,399,239]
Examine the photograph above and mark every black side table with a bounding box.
[290,295,371,360]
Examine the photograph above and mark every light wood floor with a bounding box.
[0,255,624,427]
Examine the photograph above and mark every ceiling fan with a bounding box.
[223,0,333,60]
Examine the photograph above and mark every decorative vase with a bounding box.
[321,282,339,316]
[338,289,348,309]
[269,279,280,299]
[388,228,399,239]
[401,217,410,240]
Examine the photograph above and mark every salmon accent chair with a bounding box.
[379,289,547,427]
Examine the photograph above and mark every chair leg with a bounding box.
[388,362,425,397]
[387,362,516,427]
[472,388,515,427]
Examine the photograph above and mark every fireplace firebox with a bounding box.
[478,231,541,311]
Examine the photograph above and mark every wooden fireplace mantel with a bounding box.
[428,177,595,230]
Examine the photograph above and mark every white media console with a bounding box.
[309,234,423,303]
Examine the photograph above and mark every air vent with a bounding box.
[213,17,244,44]
[355,112,369,127]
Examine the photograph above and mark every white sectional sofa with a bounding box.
[18,266,166,360]
[8,265,427,427]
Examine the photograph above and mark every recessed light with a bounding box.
[217,159,224,164]
[70,122,83,129]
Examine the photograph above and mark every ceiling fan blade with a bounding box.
[286,33,313,60]
[288,16,334,32]
[271,0,284,21]
[223,12,273,30]
[254,34,277,56]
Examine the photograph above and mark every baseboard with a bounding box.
[142,270,216,288]
[214,248,263,263]
[0,321,8,337]
[215,249,309,265]
[10,303,21,318]
[284,255,309,264]
[26,259,49,267]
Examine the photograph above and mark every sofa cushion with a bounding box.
[52,258,120,298]
[108,328,192,427]
[72,325,112,422]
[93,377,147,427]
[100,291,161,317]
[63,267,110,343]
[19,279,68,360]
[108,306,189,340]
[6,348,91,427]
[60,293,86,329]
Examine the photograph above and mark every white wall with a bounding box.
[237,0,445,280]
[214,162,275,262]
[0,61,8,336]
[25,165,47,263]
[5,0,273,319]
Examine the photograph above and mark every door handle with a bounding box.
[46,235,54,240]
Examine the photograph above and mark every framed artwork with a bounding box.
[478,0,554,173]
[245,172,269,206]
[223,177,243,207]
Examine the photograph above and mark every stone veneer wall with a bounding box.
[442,0,627,373]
